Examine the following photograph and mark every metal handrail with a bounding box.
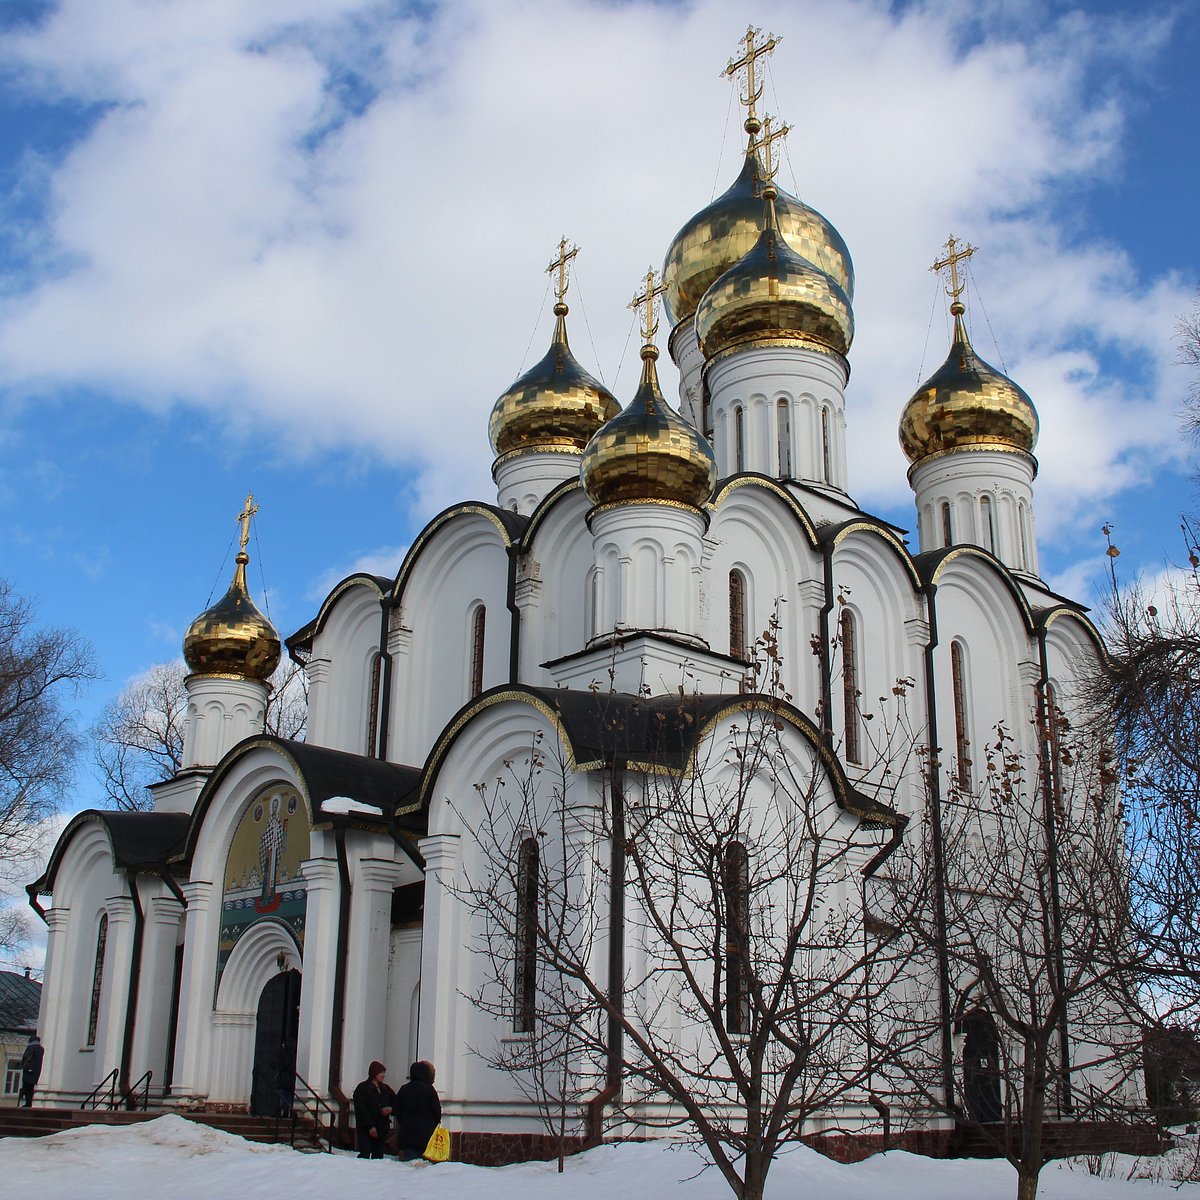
[124,1070,153,1111]
[277,1070,335,1153]
[81,1068,120,1111]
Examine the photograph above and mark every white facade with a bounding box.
[30,80,1123,1156]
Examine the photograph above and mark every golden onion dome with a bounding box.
[900,302,1039,466]
[489,301,619,458]
[183,550,281,681]
[662,145,854,330]
[581,343,717,509]
[695,184,853,360]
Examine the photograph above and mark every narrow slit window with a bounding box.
[87,913,109,1047]
[776,400,792,477]
[821,408,832,482]
[366,653,382,757]
[980,495,996,555]
[941,501,954,548]
[723,842,749,1035]
[470,605,486,697]
[734,406,745,473]
[729,570,747,662]
[951,641,973,791]
[514,837,539,1033]
[841,609,861,764]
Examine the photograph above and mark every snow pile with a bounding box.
[1,1117,1198,1200]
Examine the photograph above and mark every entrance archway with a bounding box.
[962,1006,1002,1122]
[250,968,301,1116]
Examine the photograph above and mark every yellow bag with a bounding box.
[424,1124,451,1163]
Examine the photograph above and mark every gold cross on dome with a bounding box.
[757,114,791,183]
[722,25,781,124]
[236,492,259,554]
[931,235,977,303]
[629,267,666,345]
[546,236,579,304]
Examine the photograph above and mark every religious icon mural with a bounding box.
[216,784,309,996]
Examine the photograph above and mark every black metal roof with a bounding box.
[0,970,40,1034]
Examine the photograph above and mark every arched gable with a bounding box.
[707,477,823,708]
[412,686,900,829]
[924,551,1040,778]
[518,483,595,673]
[1039,606,1106,716]
[302,577,387,753]
[825,522,925,784]
[387,504,523,762]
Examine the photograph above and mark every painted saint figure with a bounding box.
[256,794,286,913]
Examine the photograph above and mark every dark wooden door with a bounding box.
[250,968,301,1116]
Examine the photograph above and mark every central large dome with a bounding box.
[662,148,853,330]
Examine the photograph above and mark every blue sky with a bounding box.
[0,0,1197,840]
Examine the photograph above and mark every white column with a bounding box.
[705,344,849,490]
[296,856,340,1097]
[181,675,269,770]
[342,855,406,1086]
[494,450,583,516]
[669,320,707,433]
[169,879,217,1101]
[909,449,1038,575]
[417,834,461,1099]
[590,503,708,645]
[132,893,185,1096]
[93,895,134,1085]
[36,906,72,1102]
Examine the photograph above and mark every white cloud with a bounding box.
[0,0,1191,549]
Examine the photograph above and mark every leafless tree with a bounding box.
[91,658,308,811]
[454,734,606,1172]
[452,621,923,1200]
[0,579,96,952]
[886,715,1145,1200]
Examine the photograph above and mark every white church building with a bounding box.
[29,36,1117,1161]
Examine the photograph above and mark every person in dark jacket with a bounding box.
[393,1060,441,1161]
[351,1061,394,1159]
[19,1035,44,1108]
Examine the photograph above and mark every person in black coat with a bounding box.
[393,1060,441,1161]
[351,1061,394,1159]
[19,1035,44,1108]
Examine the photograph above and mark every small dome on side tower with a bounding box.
[490,240,619,460]
[581,270,717,510]
[183,494,281,681]
[900,301,1039,467]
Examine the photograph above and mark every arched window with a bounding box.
[840,609,861,764]
[734,406,745,473]
[1044,680,1065,816]
[980,495,996,555]
[87,913,109,1047]
[366,652,383,757]
[1018,501,1031,570]
[821,407,832,482]
[941,500,954,548]
[514,837,539,1033]
[722,842,749,1035]
[776,400,792,477]
[469,605,486,697]
[951,641,972,791]
[729,570,748,662]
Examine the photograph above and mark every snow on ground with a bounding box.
[2,1116,1198,1200]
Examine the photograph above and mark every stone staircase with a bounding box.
[0,1105,331,1151]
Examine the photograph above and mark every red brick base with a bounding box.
[448,1127,953,1167]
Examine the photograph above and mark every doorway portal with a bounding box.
[250,968,301,1116]
[962,1006,1002,1123]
